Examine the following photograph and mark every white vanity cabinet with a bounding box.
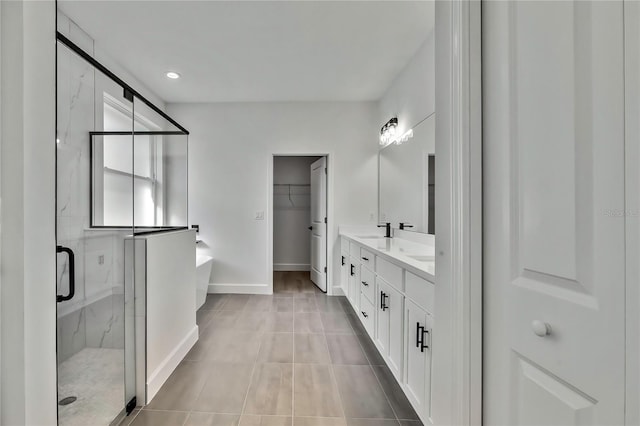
[340,234,435,424]
[359,251,376,335]
[359,265,375,305]
[340,241,349,299]
[375,277,404,381]
[348,256,360,309]
[359,289,375,335]
[404,298,433,422]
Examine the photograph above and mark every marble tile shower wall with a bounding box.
[56,16,128,363]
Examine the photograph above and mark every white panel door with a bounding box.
[404,299,432,423]
[310,157,327,291]
[348,258,360,309]
[376,278,404,381]
[340,252,349,294]
[483,2,625,425]
[387,283,404,381]
[375,279,390,355]
[625,2,640,423]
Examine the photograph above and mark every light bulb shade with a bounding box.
[395,128,414,145]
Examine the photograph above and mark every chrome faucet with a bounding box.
[378,222,392,238]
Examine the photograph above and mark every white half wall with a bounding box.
[137,229,197,403]
[168,102,379,293]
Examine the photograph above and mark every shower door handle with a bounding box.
[56,245,76,302]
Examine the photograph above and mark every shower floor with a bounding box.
[58,348,125,426]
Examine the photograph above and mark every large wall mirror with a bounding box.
[379,114,435,234]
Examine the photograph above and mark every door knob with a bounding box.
[532,320,551,337]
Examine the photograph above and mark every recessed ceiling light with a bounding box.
[166,71,181,79]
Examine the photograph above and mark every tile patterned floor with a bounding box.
[58,348,124,426]
[123,271,422,426]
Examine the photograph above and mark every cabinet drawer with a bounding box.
[360,248,375,269]
[376,257,403,291]
[406,271,434,313]
[359,295,375,335]
[341,237,349,254]
[360,266,375,303]
[350,241,360,258]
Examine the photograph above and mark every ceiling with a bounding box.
[59,1,434,104]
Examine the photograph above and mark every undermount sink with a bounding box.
[405,254,435,262]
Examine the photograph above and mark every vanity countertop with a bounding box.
[340,231,435,282]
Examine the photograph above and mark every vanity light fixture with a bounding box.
[380,117,398,145]
[380,117,414,145]
[166,71,181,79]
[395,128,414,144]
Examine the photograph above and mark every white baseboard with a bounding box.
[146,325,199,403]
[207,283,272,295]
[273,263,310,271]
[331,286,345,296]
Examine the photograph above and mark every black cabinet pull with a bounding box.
[421,329,430,352]
[416,322,429,352]
[362,256,369,261]
[342,256,345,266]
[56,245,76,302]
[381,292,388,311]
[350,264,355,276]
[361,281,369,287]
[361,311,368,318]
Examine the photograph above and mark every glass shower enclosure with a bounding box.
[55,24,188,426]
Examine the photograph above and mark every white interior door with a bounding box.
[625,2,640,422]
[483,1,626,424]
[310,157,327,291]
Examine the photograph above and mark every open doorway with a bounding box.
[272,155,327,292]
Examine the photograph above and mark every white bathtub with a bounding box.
[195,254,213,310]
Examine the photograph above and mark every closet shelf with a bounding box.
[274,183,311,208]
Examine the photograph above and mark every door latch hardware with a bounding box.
[56,245,76,302]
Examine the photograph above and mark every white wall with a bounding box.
[1,1,57,424]
[378,31,435,136]
[168,102,379,293]
[273,156,319,271]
